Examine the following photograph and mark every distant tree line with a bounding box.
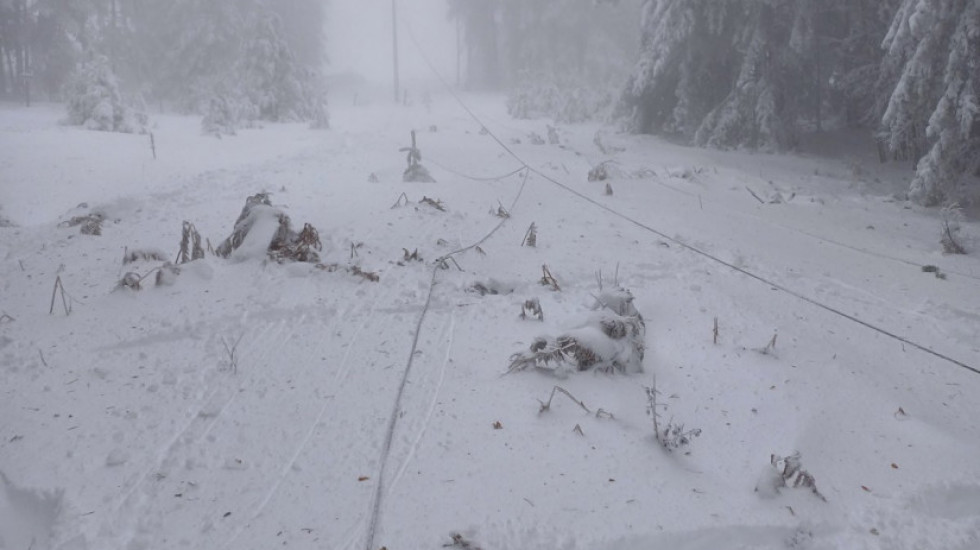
[0,0,327,124]
[449,0,642,123]
[451,0,978,205]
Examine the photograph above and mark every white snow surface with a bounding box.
[1,95,979,550]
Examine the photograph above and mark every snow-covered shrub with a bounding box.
[64,55,147,134]
[179,222,205,264]
[509,288,645,376]
[215,193,322,263]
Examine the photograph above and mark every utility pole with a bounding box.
[392,0,400,103]
[456,12,461,88]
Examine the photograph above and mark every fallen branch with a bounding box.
[222,334,245,374]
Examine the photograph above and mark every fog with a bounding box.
[326,0,457,91]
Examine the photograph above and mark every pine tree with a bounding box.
[63,52,145,132]
[879,0,979,204]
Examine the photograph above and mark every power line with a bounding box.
[399,16,977,377]
[426,156,526,182]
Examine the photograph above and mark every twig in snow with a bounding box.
[746,186,766,204]
[222,334,245,374]
[490,201,510,218]
[759,332,778,356]
[391,192,411,209]
[538,385,591,415]
[49,276,72,316]
[437,255,463,271]
[522,223,537,247]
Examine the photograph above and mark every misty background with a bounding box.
[327,0,456,89]
[0,0,975,205]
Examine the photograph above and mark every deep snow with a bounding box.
[1,93,979,550]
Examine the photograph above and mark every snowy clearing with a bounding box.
[1,94,979,550]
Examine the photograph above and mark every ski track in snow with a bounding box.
[103,314,297,548]
[216,280,399,550]
[388,308,456,495]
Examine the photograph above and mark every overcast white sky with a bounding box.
[325,0,458,88]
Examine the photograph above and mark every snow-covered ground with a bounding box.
[1,93,979,550]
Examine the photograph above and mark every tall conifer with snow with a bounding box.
[878,0,979,205]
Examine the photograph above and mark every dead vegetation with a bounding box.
[391,193,446,213]
[49,275,73,315]
[521,298,543,320]
[588,162,610,182]
[522,223,537,247]
[538,264,559,291]
[116,272,143,291]
[401,130,436,183]
[316,263,380,283]
[490,201,510,218]
[61,212,106,235]
[468,280,514,296]
[179,221,205,263]
[443,532,482,549]
[420,196,446,211]
[123,248,168,264]
[645,376,701,453]
[757,332,778,356]
[401,248,423,263]
[764,452,826,501]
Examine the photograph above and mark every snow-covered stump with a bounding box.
[509,288,646,376]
